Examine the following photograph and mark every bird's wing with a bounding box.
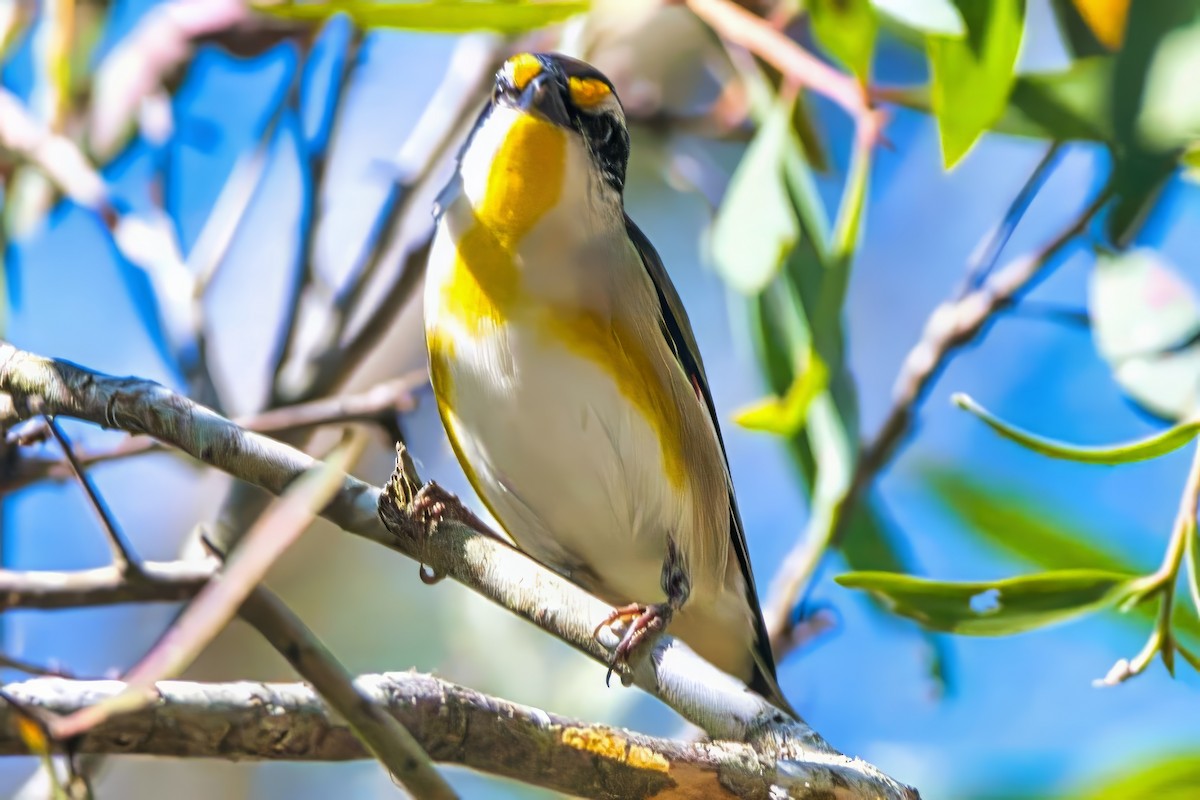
[624,213,792,715]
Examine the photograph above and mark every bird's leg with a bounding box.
[594,539,691,684]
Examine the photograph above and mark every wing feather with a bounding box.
[624,214,793,715]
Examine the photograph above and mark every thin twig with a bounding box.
[957,142,1064,298]
[240,587,456,800]
[1,373,425,492]
[686,0,876,134]
[764,184,1113,651]
[1097,442,1200,686]
[45,418,142,579]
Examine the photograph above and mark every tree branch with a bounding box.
[0,672,906,800]
[0,341,917,799]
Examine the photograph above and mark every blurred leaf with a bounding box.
[954,392,1200,462]
[256,1,589,33]
[836,569,1137,635]
[873,0,965,36]
[1089,249,1200,420]
[882,57,1113,142]
[1107,5,1200,245]
[736,346,828,433]
[710,102,801,294]
[927,0,1025,166]
[1069,0,1129,51]
[841,497,955,693]
[1066,753,1200,800]
[1049,0,1112,57]
[1137,23,1200,152]
[810,0,878,82]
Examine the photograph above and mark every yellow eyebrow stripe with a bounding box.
[568,76,611,109]
[506,53,542,92]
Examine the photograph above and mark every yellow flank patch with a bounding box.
[542,309,688,491]
[560,727,670,773]
[505,52,543,91]
[568,76,611,109]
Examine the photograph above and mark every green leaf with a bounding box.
[1089,249,1200,421]
[735,347,828,434]
[710,102,801,295]
[873,0,964,36]
[809,0,878,82]
[1106,4,1200,245]
[927,0,1026,166]
[922,466,1200,644]
[254,1,589,33]
[836,569,1137,635]
[1137,22,1200,152]
[953,392,1200,463]
[1187,520,1200,620]
[880,57,1113,143]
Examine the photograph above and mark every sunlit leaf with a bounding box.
[1089,249,1200,420]
[953,392,1200,463]
[735,347,828,434]
[927,0,1026,166]
[710,101,801,295]
[1070,0,1129,51]
[873,0,964,36]
[836,569,1137,635]
[255,1,589,33]
[810,0,878,82]
[1137,22,1200,152]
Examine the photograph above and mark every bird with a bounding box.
[421,51,792,715]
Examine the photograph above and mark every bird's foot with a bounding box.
[409,481,497,584]
[593,602,672,686]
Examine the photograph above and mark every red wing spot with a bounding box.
[689,374,703,403]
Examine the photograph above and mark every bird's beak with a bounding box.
[502,72,571,128]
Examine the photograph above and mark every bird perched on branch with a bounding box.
[422,51,792,715]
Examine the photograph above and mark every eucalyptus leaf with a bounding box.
[809,0,878,81]
[255,1,589,33]
[1089,249,1200,420]
[1049,0,1114,58]
[927,0,1026,166]
[710,102,801,295]
[922,466,1200,645]
[954,393,1200,463]
[1067,0,1129,52]
[735,347,828,434]
[1066,752,1200,800]
[836,569,1136,636]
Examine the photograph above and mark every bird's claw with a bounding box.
[594,602,671,686]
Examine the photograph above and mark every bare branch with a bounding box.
[0,560,214,611]
[0,341,916,798]
[1,673,915,800]
[2,374,424,492]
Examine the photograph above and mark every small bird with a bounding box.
[423,52,792,714]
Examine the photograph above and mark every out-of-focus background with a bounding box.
[2,0,1199,798]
